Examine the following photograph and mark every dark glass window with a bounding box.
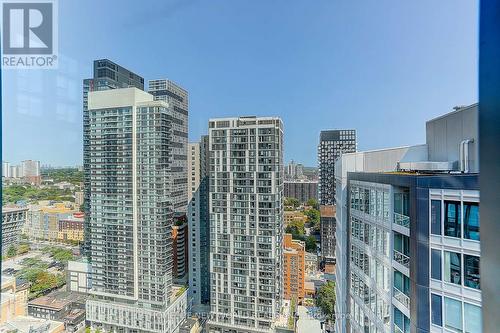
[464,255,480,289]
[444,251,461,285]
[431,249,442,280]
[431,294,442,326]
[431,200,441,235]
[464,202,479,241]
[444,201,461,238]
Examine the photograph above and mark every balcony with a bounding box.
[393,250,410,269]
[393,287,410,309]
[393,212,410,228]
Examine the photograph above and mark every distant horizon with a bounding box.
[3,0,478,166]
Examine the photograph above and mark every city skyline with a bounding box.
[2,0,478,166]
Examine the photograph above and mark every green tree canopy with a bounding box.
[285,219,305,238]
[305,236,317,253]
[317,281,336,321]
[6,245,17,257]
[284,197,300,208]
[306,198,319,210]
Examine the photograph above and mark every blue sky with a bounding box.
[2,0,478,166]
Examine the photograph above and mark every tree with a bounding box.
[18,244,30,255]
[6,245,17,257]
[317,281,336,321]
[305,236,317,253]
[284,197,300,208]
[304,208,320,230]
[306,198,319,210]
[285,219,305,238]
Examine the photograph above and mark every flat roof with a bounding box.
[320,205,335,217]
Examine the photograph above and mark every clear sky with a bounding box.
[2,0,478,166]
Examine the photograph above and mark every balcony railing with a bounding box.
[394,212,410,229]
[393,287,410,309]
[393,250,410,269]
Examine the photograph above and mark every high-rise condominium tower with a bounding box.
[85,88,187,333]
[334,105,481,333]
[188,136,211,308]
[149,79,189,215]
[206,116,284,333]
[318,129,356,205]
[82,59,144,257]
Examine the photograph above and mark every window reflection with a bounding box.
[444,251,461,285]
[464,202,479,241]
[444,201,461,238]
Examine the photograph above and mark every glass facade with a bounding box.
[444,251,462,285]
[431,249,441,280]
[444,201,461,238]
[464,202,480,241]
[431,294,442,326]
[464,255,480,289]
[349,182,391,333]
[430,199,441,235]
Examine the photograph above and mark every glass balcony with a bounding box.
[393,212,410,228]
[393,287,410,309]
[393,250,410,269]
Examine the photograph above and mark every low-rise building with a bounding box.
[23,202,77,241]
[284,234,306,303]
[305,253,318,277]
[66,259,91,294]
[28,291,87,322]
[284,211,308,227]
[57,213,84,243]
[0,316,64,333]
[1,276,29,324]
[1,207,28,255]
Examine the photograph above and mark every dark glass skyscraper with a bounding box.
[318,129,356,205]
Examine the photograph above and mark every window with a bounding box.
[464,255,480,289]
[431,294,442,326]
[431,200,441,235]
[444,251,461,285]
[444,201,461,238]
[464,303,482,333]
[431,249,442,280]
[463,202,479,241]
[444,297,463,333]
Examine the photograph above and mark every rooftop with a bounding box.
[28,290,87,310]
[320,205,335,217]
[0,316,64,333]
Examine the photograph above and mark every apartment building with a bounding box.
[283,234,306,303]
[188,138,211,308]
[173,220,189,281]
[335,104,481,333]
[1,207,28,255]
[320,205,336,263]
[57,214,84,242]
[23,202,76,242]
[207,116,284,333]
[82,59,145,257]
[318,129,356,205]
[149,79,189,215]
[0,275,29,323]
[84,87,187,332]
[284,180,318,203]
